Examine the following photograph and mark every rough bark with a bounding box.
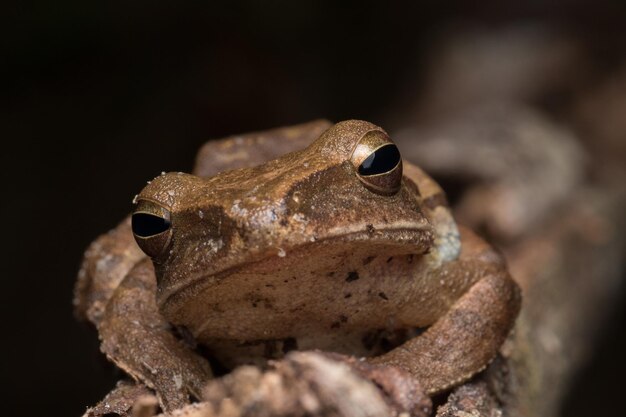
[484,185,626,417]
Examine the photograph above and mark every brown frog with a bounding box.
[75,120,520,413]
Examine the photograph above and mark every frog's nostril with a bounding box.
[132,212,171,237]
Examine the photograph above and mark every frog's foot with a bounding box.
[371,227,521,396]
[322,352,432,417]
[435,382,502,417]
[99,258,213,411]
[201,351,431,417]
[82,380,156,417]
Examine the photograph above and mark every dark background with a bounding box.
[3,2,625,416]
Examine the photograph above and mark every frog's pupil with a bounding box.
[358,144,401,176]
[132,213,171,237]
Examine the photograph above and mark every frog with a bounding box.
[74,119,521,414]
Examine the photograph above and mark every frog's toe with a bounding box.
[145,359,212,411]
[83,380,155,417]
[322,352,432,417]
[436,382,502,417]
[363,363,431,417]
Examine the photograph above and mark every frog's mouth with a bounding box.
[310,219,432,245]
[156,218,433,315]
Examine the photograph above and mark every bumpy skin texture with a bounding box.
[75,120,520,412]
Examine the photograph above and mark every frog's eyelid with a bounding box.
[133,196,172,210]
[349,128,388,155]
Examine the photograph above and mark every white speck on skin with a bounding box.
[174,374,183,390]
[198,210,204,219]
[161,171,166,176]
[292,213,308,223]
[277,248,286,257]
[230,199,248,216]
[203,238,224,255]
[95,254,113,273]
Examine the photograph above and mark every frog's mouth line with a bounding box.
[157,222,432,312]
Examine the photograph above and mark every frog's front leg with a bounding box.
[74,217,144,326]
[372,227,521,394]
[75,219,212,409]
[99,258,213,411]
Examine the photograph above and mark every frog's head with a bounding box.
[131,120,435,339]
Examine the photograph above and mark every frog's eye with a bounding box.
[132,213,170,237]
[131,200,172,258]
[351,130,403,195]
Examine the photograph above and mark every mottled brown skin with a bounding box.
[75,120,520,412]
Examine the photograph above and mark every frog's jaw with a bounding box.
[157,233,432,346]
[156,219,433,309]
